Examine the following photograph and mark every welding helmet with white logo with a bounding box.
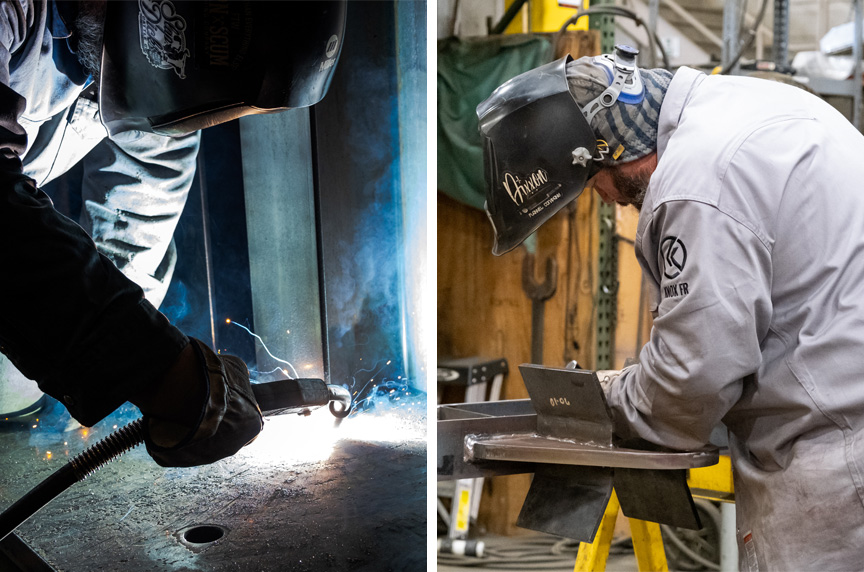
[98,1,346,136]
[478,47,642,256]
[478,56,596,256]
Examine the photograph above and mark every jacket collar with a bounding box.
[656,67,707,160]
[50,1,73,40]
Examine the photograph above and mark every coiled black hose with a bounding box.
[0,418,145,541]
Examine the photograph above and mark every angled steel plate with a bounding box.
[517,465,613,543]
[614,468,702,530]
[519,364,614,444]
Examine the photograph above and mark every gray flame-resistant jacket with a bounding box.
[606,65,864,570]
[0,0,192,425]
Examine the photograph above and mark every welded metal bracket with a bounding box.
[437,364,718,542]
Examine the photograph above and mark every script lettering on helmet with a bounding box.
[138,0,190,79]
[502,169,549,206]
[205,1,230,67]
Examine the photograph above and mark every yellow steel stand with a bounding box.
[688,455,734,503]
[573,455,735,572]
[573,491,668,572]
[629,515,669,571]
[573,491,622,572]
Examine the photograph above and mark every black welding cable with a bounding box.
[0,418,144,541]
[436,534,633,570]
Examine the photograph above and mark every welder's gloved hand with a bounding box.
[142,338,264,468]
[595,369,622,392]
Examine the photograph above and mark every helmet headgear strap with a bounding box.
[580,45,639,125]
[571,45,640,168]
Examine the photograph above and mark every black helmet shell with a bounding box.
[478,56,596,255]
[99,1,347,136]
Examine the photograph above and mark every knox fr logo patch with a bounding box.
[661,236,687,279]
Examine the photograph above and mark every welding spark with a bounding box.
[350,359,390,380]
[347,359,392,405]
[345,359,416,416]
[226,319,299,379]
[251,366,292,378]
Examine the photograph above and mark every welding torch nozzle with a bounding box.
[327,384,352,418]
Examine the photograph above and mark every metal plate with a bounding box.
[468,434,718,470]
[615,468,702,530]
[0,532,54,571]
[519,364,614,444]
[516,465,613,543]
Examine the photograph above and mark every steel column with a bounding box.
[590,0,618,370]
[722,0,741,75]
[773,0,789,70]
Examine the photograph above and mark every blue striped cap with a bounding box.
[566,57,672,165]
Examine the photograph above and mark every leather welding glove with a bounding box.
[143,338,264,467]
[595,369,622,391]
[596,364,640,395]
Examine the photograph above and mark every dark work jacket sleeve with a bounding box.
[0,1,188,426]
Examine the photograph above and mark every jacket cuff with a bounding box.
[40,299,188,427]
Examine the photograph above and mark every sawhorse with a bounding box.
[574,455,736,572]
[437,357,508,539]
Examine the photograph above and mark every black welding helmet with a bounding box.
[99,1,347,136]
[478,56,598,256]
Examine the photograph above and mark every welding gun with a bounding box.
[0,377,353,542]
[253,378,352,418]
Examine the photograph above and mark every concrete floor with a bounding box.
[0,397,426,571]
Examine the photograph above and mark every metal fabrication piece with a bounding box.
[437,364,718,541]
[468,436,714,470]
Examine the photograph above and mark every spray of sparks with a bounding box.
[220,319,424,464]
[348,359,393,412]
[225,319,299,379]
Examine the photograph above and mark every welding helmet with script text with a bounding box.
[98,1,346,136]
[478,56,597,256]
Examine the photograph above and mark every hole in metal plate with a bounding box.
[177,524,228,552]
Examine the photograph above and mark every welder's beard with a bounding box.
[609,166,651,211]
[74,1,107,80]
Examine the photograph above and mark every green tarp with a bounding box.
[437,35,554,210]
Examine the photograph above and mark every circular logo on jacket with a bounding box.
[661,236,687,279]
